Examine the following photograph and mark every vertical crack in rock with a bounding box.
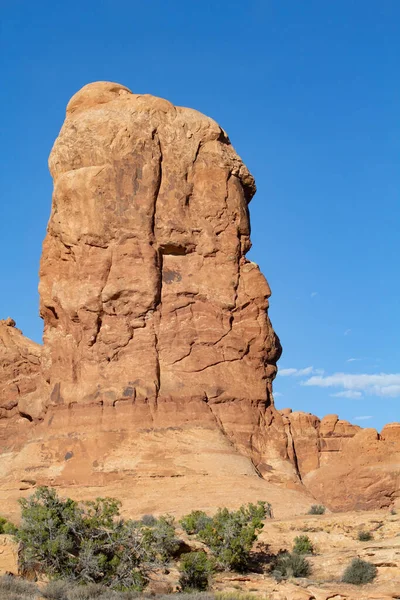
[286,417,303,483]
[2,81,398,513]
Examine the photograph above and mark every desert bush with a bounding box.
[357,530,373,541]
[390,508,397,515]
[141,514,157,526]
[193,501,272,571]
[67,583,110,599]
[159,594,215,600]
[0,516,18,535]
[273,552,311,579]
[180,510,212,535]
[292,535,314,554]
[42,579,70,599]
[307,505,325,515]
[341,557,377,584]
[216,595,259,600]
[179,551,215,591]
[0,575,39,599]
[143,514,180,562]
[15,487,178,590]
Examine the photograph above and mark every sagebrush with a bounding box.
[341,558,377,585]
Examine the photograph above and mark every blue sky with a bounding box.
[1,1,399,431]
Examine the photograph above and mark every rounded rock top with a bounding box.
[66,81,133,115]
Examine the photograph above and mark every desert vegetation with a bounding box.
[2,488,274,595]
[341,558,377,584]
[0,488,395,597]
[307,505,326,515]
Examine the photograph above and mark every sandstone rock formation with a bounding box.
[280,410,400,511]
[0,318,45,421]
[0,81,399,518]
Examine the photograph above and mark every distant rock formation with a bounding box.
[0,82,398,517]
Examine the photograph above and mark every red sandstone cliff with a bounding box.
[0,82,398,517]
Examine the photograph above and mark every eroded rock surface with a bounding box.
[40,81,281,417]
[280,410,400,510]
[0,82,399,516]
[0,318,45,420]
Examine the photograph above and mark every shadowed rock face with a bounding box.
[39,81,281,412]
[0,82,399,517]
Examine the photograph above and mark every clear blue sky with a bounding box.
[1,1,399,431]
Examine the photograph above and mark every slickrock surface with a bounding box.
[0,82,399,518]
[3,508,398,598]
[213,508,400,599]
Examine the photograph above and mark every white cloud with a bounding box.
[273,392,283,397]
[302,372,400,398]
[347,358,360,363]
[354,415,373,421]
[279,366,315,377]
[344,329,352,336]
[310,291,318,298]
[331,390,362,399]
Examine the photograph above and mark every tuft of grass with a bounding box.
[307,505,325,515]
[341,558,377,585]
[273,552,311,579]
[0,575,39,599]
[292,535,314,555]
[42,580,70,600]
[357,530,373,541]
[67,583,114,600]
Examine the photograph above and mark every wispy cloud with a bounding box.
[354,415,373,421]
[279,366,323,377]
[347,358,360,363]
[344,329,352,336]
[310,291,318,298]
[331,390,362,399]
[273,392,283,397]
[302,372,400,398]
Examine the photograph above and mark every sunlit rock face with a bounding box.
[40,81,281,412]
[0,82,398,519]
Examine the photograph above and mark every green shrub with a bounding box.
[273,552,311,579]
[357,530,373,541]
[341,558,377,585]
[142,514,180,562]
[292,535,314,554]
[179,552,214,591]
[307,505,325,515]
[15,487,177,590]
[180,511,212,535]
[0,516,18,536]
[194,501,272,571]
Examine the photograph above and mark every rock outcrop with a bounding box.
[0,318,44,421]
[280,410,400,511]
[0,82,399,518]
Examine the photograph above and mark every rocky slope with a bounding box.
[0,81,399,517]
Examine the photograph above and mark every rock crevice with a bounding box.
[0,82,399,515]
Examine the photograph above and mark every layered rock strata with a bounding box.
[0,82,399,517]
